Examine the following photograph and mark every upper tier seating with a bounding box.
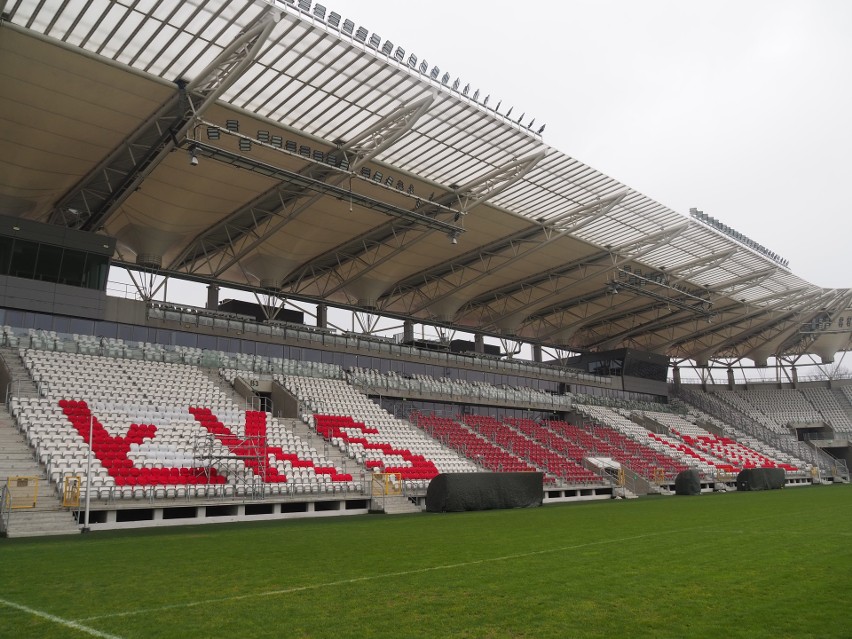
[348,367,572,410]
[11,349,357,500]
[714,389,824,432]
[800,388,852,432]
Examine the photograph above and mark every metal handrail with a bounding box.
[0,485,10,535]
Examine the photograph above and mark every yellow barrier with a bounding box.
[4,476,39,509]
[62,476,82,508]
[370,472,403,497]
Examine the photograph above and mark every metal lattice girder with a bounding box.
[171,96,438,275]
[770,289,852,356]
[277,152,549,300]
[560,265,779,345]
[50,11,280,232]
[688,289,835,361]
[591,286,816,352]
[462,222,690,332]
[340,94,435,170]
[662,249,738,282]
[452,152,547,214]
[378,190,627,316]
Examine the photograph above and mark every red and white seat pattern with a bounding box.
[462,415,600,484]
[278,375,479,489]
[413,414,544,477]
[12,349,357,499]
[544,420,687,481]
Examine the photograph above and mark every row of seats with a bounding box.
[348,367,570,409]
[412,414,544,477]
[639,410,802,472]
[277,375,479,490]
[12,349,359,499]
[545,419,687,481]
[675,390,818,470]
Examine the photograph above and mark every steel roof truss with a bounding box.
[49,9,279,232]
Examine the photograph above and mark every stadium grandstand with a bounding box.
[0,0,850,538]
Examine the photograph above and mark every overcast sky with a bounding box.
[336,0,852,289]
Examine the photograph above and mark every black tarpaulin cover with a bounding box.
[425,472,543,512]
[736,468,786,491]
[674,469,702,495]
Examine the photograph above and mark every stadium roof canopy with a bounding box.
[2,0,851,365]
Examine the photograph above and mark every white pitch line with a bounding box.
[74,508,814,624]
[76,529,676,623]
[0,597,123,639]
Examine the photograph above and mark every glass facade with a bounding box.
[0,236,109,290]
[0,306,665,405]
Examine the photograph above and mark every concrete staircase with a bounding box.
[204,371,363,478]
[279,416,355,472]
[371,494,422,515]
[202,367,255,409]
[0,346,40,401]
[0,412,80,538]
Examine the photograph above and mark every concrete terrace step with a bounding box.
[282,416,352,470]
[3,509,80,538]
[372,494,421,515]
[0,399,78,537]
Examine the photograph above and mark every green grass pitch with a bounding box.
[1,485,850,639]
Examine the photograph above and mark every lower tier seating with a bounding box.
[11,349,358,499]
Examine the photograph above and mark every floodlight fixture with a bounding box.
[225,119,239,132]
[206,126,220,140]
[239,138,252,152]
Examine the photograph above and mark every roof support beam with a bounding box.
[340,94,435,171]
[276,151,548,297]
[169,95,437,274]
[168,142,464,276]
[464,222,689,332]
[592,286,814,352]
[392,190,627,316]
[689,289,833,361]
[50,10,280,232]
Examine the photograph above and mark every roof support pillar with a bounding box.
[206,284,220,311]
